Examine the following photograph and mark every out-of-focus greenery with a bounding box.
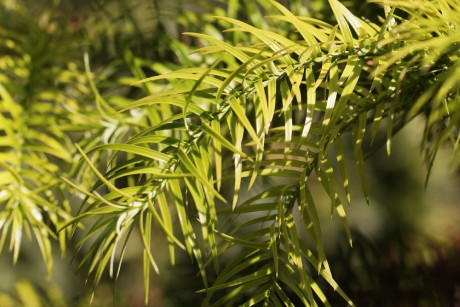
[1,0,460,306]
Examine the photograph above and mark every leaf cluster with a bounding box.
[1,0,460,305]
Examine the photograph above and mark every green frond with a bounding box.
[0,8,87,273]
[53,0,460,305]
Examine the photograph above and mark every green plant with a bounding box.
[0,1,86,273]
[1,0,460,305]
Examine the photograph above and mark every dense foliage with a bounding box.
[1,0,459,305]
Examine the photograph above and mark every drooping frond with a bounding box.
[0,5,83,273]
[370,0,460,181]
[60,0,460,305]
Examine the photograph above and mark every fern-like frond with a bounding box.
[370,0,460,181]
[62,0,460,305]
[0,5,86,273]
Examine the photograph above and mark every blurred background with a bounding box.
[0,0,459,306]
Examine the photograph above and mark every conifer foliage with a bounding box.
[1,0,459,305]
